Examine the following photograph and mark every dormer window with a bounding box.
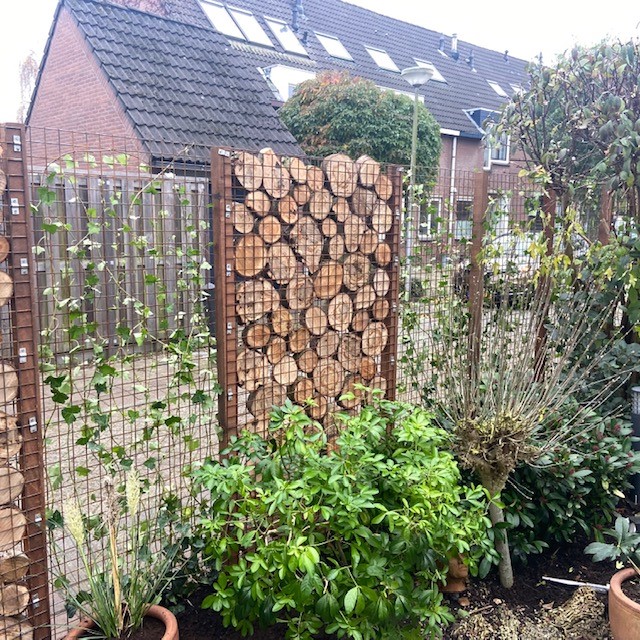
[265,18,308,55]
[487,80,508,97]
[414,59,446,83]
[315,33,352,60]
[364,46,399,72]
[200,1,273,47]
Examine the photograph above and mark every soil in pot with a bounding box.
[621,576,640,602]
[127,618,165,640]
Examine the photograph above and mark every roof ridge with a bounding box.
[342,0,528,64]
[65,0,223,35]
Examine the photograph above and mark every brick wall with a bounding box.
[28,7,144,155]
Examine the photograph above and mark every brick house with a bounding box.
[28,0,532,237]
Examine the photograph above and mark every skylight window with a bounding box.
[365,46,399,72]
[487,80,508,98]
[200,1,244,40]
[414,59,446,83]
[199,1,273,46]
[315,33,352,60]
[229,8,273,47]
[265,18,307,55]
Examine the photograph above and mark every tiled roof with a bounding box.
[64,0,302,160]
[153,0,530,138]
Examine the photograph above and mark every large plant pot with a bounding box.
[439,556,469,594]
[64,604,179,640]
[609,567,640,640]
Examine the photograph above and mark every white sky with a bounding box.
[1,0,639,122]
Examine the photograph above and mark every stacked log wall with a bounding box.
[213,148,401,439]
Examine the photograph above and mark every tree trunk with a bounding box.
[480,472,514,589]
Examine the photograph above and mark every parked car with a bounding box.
[454,233,541,306]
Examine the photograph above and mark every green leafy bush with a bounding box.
[503,407,640,560]
[192,399,494,639]
[280,71,441,182]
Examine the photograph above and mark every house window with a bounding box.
[365,46,399,72]
[454,199,473,240]
[265,18,308,55]
[419,198,442,240]
[414,59,446,83]
[487,80,508,97]
[315,33,352,60]
[229,8,273,46]
[200,2,273,47]
[484,132,510,168]
[488,193,510,235]
[525,195,544,232]
[200,1,244,39]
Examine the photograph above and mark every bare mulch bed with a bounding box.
[173,541,618,639]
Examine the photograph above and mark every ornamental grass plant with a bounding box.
[54,468,185,638]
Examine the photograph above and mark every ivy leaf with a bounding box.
[61,405,81,425]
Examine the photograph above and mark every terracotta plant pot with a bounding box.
[609,567,640,640]
[64,604,179,640]
[439,556,469,594]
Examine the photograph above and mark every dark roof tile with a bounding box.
[65,0,301,159]
[168,0,530,136]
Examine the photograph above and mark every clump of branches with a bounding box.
[434,258,634,589]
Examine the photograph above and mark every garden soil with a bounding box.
[172,540,616,639]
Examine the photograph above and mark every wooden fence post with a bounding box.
[468,170,489,383]
[380,166,403,401]
[534,190,557,380]
[211,148,238,449]
[598,185,612,245]
[1,124,51,639]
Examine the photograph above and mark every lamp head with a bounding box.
[401,64,435,88]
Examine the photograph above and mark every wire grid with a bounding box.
[24,126,219,638]
[212,150,401,441]
[398,167,547,407]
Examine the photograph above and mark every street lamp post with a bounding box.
[401,64,435,298]
[632,386,640,503]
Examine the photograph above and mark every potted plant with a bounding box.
[585,515,640,640]
[56,468,182,639]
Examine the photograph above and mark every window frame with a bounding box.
[418,197,443,241]
[265,17,308,55]
[413,59,447,83]
[199,1,245,40]
[364,46,400,72]
[229,7,274,47]
[315,32,353,60]
[487,80,508,98]
[454,198,473,240]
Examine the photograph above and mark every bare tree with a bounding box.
[17,52,39,123]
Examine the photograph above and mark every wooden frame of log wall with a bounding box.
[212,147,401,440]
[0,125,50,639]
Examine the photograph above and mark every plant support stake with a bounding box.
[542,576,609,593]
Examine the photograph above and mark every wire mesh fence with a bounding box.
[24,126,219,637]
[0,123,623,639]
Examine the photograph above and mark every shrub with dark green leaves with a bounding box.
[503,408,640,561]
[192,399,495,639]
